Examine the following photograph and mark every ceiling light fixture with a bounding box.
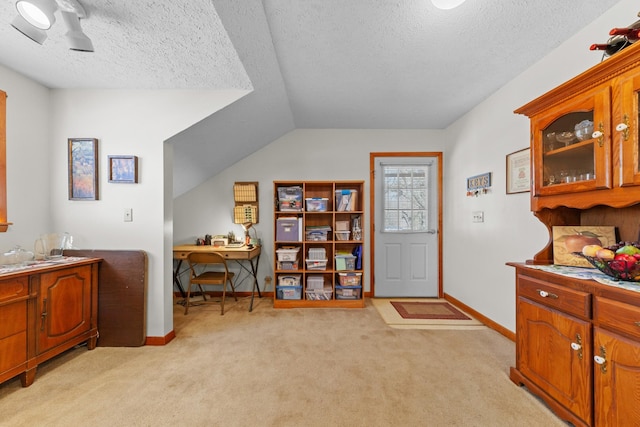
[11,0,93,52]
[431,0,467,10]
[15,0,57,30]
[11,14,47,44]
[61,10,93,52]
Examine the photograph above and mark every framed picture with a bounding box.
[506,148,530,194]
[552,226,617,267]
[108,155,139,183]
[68,138,99,200]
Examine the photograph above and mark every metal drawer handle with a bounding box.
[571,334,583,360]
[537,289,558,299]
[595,345,607,374]
[635,321,640,327]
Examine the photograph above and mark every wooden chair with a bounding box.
[185,252,237,315]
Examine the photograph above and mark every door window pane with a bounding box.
[382,165,429,232]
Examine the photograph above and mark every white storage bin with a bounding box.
[335,230,351,241]
[306,275,325,290]
[278,275,301,286]
[308,248,326,260]
[305,198,328,212]
[306,259,328,270]
[276,247,300,261]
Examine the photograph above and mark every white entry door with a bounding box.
[373,155,441,297]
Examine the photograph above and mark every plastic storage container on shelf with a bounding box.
[335,189,358,211]
[277,260,299,270]
[335,255,356,271]
[276,247,300,261]
[338,272,362,286]
[277,186,303,211]
[276,285,302,300]
[306,259,328,270]
[305,230,328,241]
[335,230,351,241]
[308,247,326,260]
[306,275,325,290]
[335,286,362,300]
[305,198,328,212]
[306,286,333,300]
[278,275,301,286]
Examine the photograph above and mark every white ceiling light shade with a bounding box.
[15,0,57,30]
[10,14,47,44]
[61,10,93,52]
[431,0,467,10]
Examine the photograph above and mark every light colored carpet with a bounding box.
[0,297,566,426]
[372,298,487,330]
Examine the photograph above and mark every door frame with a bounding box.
[369,152,443,298]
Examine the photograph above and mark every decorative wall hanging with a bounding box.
[506,148,530,194]
[108,155,138,183]
[466,172,491,197]
[233,181,259,224]
[68,138,98,200]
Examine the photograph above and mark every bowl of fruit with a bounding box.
[575,242,640,281]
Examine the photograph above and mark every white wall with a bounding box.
[174,128,447,293]
[443,0,636,331]
[0,65,51,250]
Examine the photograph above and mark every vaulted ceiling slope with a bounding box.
[0,0,625,196]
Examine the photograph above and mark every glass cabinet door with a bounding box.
[618,70,640,187]
[532,85,611,197]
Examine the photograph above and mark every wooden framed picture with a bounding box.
[506,148,530,194]
[552,226,617,267]
[108,155,138,183]
[68,138,99,200]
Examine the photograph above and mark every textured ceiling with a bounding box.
[0,0,627,196]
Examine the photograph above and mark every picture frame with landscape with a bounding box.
[108,155,138,183]
[68,138,99,200]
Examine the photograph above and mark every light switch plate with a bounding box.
[124,208,133,222]
[472,211,484,223]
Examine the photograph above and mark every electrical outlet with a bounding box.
[472,211,484,223]
[124,208,133,222]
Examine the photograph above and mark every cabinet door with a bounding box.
[532,84,611,197]
[593,327,640,426]
[517,298,592,424]
[617,69,640,187]
[38,266,92,352]
[0,278,29,381]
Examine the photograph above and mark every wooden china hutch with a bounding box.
[509,42,640,426]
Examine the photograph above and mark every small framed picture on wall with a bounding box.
[506,148,530,194]
[68,138,99,200]
[108,155,138,183]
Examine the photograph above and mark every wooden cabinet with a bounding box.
[0,258,99,387]
[512,42,640,425]
[273,181,364,308]
[510,266,640,427]
[516,43,640,217]
[0,277,29,386]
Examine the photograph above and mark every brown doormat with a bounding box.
[390,301,471,320]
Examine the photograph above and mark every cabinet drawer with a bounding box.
[517,274,590,319]
[594,296,640,340]
[0,277,28,304]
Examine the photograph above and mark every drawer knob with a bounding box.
[571,342,581,351]
[594,355,606,365]
[537,289,558,299]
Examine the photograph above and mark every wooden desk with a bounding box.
[173,245,262,311]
